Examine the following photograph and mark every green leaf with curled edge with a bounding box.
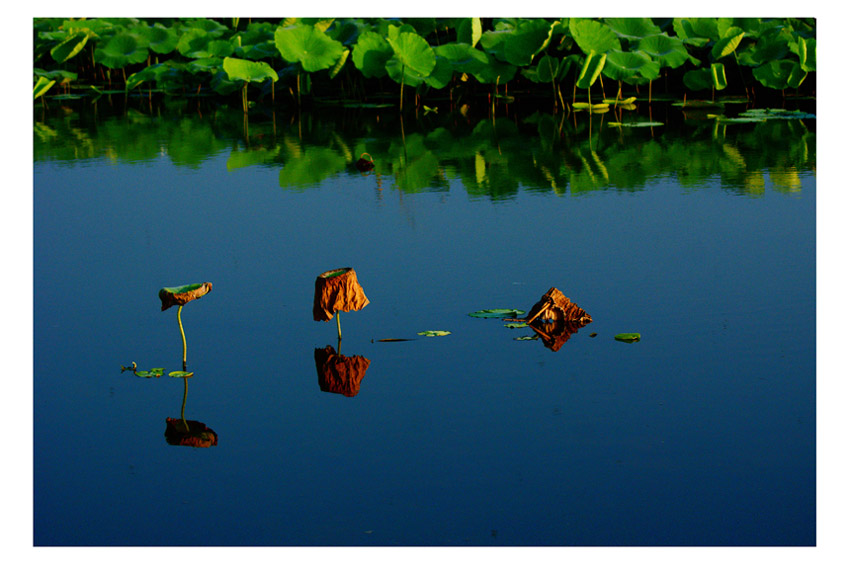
[417,330,451,337]
[169,371,194,378]
[614,333,641,342]
[504,323,528,329]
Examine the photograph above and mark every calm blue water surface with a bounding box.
[33,101,815,546]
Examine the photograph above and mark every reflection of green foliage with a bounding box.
[34,100,814,201]
[278,146,348,189]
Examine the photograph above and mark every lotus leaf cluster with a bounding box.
[34,17,815,108]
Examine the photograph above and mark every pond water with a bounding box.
[33,96,815,546]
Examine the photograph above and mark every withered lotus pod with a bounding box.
[159,282,212,311]
[164,418,218,448]
[313,268,369,339]
[314,345,371,397]
[524,287,592,326]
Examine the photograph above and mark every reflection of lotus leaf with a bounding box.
[279,146,347,189]
[165,418,218,447]
[315,346,371,397]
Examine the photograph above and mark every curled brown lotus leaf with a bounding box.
[315,346,371,397]
[313,268,370,322]
[524,287,592,325]
[159,282,213,311]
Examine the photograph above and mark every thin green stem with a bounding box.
[177,305,187,371]
[336,311,342,340]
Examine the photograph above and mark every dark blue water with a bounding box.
[33,103,815,546]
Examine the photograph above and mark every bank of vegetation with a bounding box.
[34,17,816,112]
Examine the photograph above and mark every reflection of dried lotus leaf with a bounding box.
[528,319,586,352]
[314,346,371,397]
[525,287,592,325]
[159,282,212,311]
[164,418,218,448]
[312,268,370,322]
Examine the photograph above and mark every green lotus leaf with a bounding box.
[134,371,157,378]
[176,28,216,58]
[753,59,805,90]
[604,18,661,42]
[638,33,692,69]
[455,17,483,48]
[223,57,278,83]
[352,31,393,78]
[576,51,607,89]
[168,371,194,378]
[711,27,746,60]
[468,308,526,318]
[387,31,436,78]
[50,31,90,64]
[711,62,728,90]
[614,333,641,342]
[423,57,454,89]
[683,68,713,91]
[504,323,528,329]
[94,33,149,69]
[140,23,178,54]
[674,18,719,44]
[471,52,518,84]
[602,50,660,83]
[417,330,452,337]
[33,76,55,100]
[569,18,620,55]
[790,36,816,72]
[185,57,222,74]
[503,19,556,67]
[737,32,790,67]
[329,48,349,79]
[275,24,345,72]
[434,43,489,74]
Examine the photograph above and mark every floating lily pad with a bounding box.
[168,371,194,378]
[608,121,664,127]
[738,108,816,120]
[603,96,637,105]
[514,336,537,341]
[614,333,641,342]
[417,330,451,337]
[572,102,610,110]
[468,308,526,318]
[504,323,528,329]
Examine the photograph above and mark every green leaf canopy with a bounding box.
[569,18,620,55]
[275,24,345,72]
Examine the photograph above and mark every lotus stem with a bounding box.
[336,311,342,340]
[177,305,187,371]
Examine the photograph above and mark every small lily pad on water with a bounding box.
[514,336,537,341]
[468,308,526,318]
[608,121,664,128]
[504,323,528,329]
[614,333,641,342]
[417,330,451,337]
[168,371,194,378]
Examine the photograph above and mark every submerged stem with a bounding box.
[177,305,187,371]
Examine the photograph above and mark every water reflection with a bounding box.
[165,376,218,448]
[33,98,815,200]
[314,343,371,397]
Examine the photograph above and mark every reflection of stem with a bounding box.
[177,305,187,371]
[336,311,342,340]
[181,377,189,431]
